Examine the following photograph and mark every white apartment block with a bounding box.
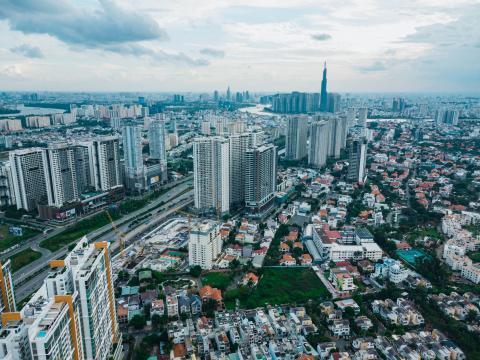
[189,220,223,270]
[229,133,250,208]
[461,264,480,284]
[193,137,230,214]
[9,148,49,211]
[285,116,308,160]
[308,121,330,168]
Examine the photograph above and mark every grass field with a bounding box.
[225,267,330,309]
[40,211,119,251]
[0,225,40,252]
[10,248,42,272]
[201,271,235,290]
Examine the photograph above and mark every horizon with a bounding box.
[1,0,479,93]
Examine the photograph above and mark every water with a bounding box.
[0,105,65,118]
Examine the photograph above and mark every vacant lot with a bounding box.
[201,271,235,290]
[225,267,330,309]
[0,224,40,252]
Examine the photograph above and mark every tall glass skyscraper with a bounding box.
[320,61,328,112]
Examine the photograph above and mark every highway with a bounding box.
[12,180,193,302]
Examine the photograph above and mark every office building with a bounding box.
[193,137,230,214]
[308,121,330,168]
[44,143,79,207]
[347,138,368,183]
[320,62,328,112]
[245,144,277,215]
[188,220,222,270]
[9,148,49,211]
[122,125,144,191]
[285,116,308,160]
[229,133,250,209]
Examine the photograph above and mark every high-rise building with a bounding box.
[285,116,308,160]
[347,138,368,183]
[226,86,231,101]
[148,120,167,163]
[328,117,348,159]
[229,134,250,209]
[308,121,330,168]
[245,144,277,215]
[357,107,368,128]
[188,220,222,270]
[201,120,211,135]
[436,109,459,126]
[90,136,122,192]
[73,144,93,194]
[213,90,219,102]
[9,148,49,211]
[320,61,328,112]
[0,238,121,360]
[327,93,341,113]
[122,125,144,191]
[0,260,16,313]
[346,107,356,127]
[193,137,230,214]
[44,143,79,207]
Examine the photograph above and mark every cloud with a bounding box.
[199,48,225,58]
[357,61,387,73]
[105,44,209,66]
[311,33,332,41]
[1,65,23,77]
[0,0,168,48]
[10,44,44,59]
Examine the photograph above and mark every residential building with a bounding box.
[347,139,367,183]
[245,144,277,215]
[188,220,223,270]
[193,137,230,214]
[9,148,49,211]
[309,121,330,168]
[0,260,16,313]
[229,133,250,209]
[123,124,144,191]
[286,116,308,160]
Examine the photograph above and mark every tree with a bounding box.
[203,299,218,318]
[129,315,146,330]
[229,259,241,270]
[151,314,168,330]
[189,265,202,277]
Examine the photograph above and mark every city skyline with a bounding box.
[0,0,479,93]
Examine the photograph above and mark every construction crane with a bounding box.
[105,209,127,257]
[176,209,192,230]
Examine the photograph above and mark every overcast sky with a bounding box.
[0,0,479,93]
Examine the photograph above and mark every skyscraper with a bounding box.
[229,133,250,209]
[148,119,167,181]
[193,137,230,214]
[44,143,79,207]
[226,86,231,101]
[308,121,330,168]
[90,136,122,192]
[123,125,144,191]
[285,116,308,160]
[347,138,368,183]
[9,148,49,211]
[320,61,328,112]
[245,144,277,215]
[328,117,348,159]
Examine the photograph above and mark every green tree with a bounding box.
[189,265,202,277]
[129,315,146,330]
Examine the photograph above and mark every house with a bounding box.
[280,254,296,266]
[279,242,290,253]
[151,299,165,317]
[199,285,223,307]
[301,253,313,265]
[241,272,259,286]
[358,259,374,273]
[329,319,350,337]
[166,295,179,317]
[354,316,373,331]
[189,295,202,315]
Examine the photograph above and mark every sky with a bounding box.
[0,0,479,93]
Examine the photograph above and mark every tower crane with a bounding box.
[105,209,126,257]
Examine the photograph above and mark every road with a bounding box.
[12,181,193,302]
